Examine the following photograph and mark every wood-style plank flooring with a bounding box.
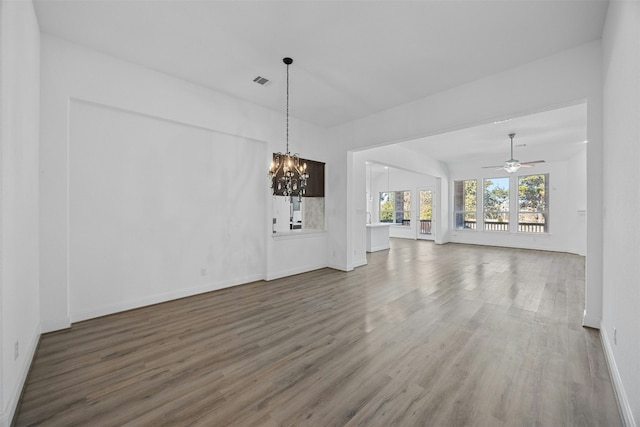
[16,239,621,426]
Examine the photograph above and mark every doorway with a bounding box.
[417,188,434,240]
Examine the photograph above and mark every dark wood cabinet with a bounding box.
[303,158,325,197]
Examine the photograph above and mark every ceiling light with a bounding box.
[268,57,309,199]
[504,160,521,174]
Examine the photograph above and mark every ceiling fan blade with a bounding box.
[481,165,503,169]
[521,160,545,165]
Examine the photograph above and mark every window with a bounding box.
[453,174,551,234]
[454,180,477,229]
[379,192,394,222]
[518,174,548,233]
[379,191,411,225]
[484,177,509,231]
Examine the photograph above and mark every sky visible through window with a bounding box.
[485,177,509,195]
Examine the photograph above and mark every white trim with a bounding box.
[367,244,391,252]
[41,317,71,334]
[266,263,328,281]
[0,1,5,422]
[583,310,601,329]
[70,275,263,323]
[328,260,351,272]
[0,323,41,427]
[446,238,570,254]
[272,229,326,240]
[353,257,368,268]
[600,325,637,427]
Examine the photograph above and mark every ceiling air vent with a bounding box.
[253,76,269,86]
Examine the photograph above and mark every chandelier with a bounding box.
[268,57,309,198]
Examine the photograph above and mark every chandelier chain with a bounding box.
[286,61,290,153]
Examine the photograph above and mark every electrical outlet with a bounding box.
[14,341,19,360]
[613,327,617,345]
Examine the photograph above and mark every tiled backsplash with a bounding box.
[304,197,325,230]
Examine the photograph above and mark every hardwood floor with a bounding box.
[16,239,621,426]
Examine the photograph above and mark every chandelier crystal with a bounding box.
[268,57,309,198]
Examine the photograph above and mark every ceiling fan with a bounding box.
[483,133,545,173]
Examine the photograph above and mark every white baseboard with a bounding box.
[0,408,8,427]
[0,323,41,427]
[583,310,601,329]
[600,326,637,427]
[366,245,390,252]
[327,261,350,272]
[71,274,264,323]
[41,316,71,334]
[265,262,328,281]
[352,257,367,268]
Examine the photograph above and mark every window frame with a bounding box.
[483,177,510,232]
[453,179,477,230]
[517,173,549,233]
[379,191,394,223]
[379,190,411,226]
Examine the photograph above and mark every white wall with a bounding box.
[325,143,351,271]
[351,154,368,267]
[40,35,329,331]
[330,41,603,328]
[0,0,41,425]
[447,158,584,254]
[567,147,587,256]
[601,1,640,425]
[68,100,267,322]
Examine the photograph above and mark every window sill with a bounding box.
[451,228,552,237]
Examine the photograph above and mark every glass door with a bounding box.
[418,189,434,240]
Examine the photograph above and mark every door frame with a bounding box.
[416,187,435,241]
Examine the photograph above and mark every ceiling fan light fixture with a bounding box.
[482,132,544,172]
[504,160,521,174]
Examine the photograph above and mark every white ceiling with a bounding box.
[33,0,608,129]
[397,102,587,168]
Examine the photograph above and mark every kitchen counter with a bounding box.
[366,223,391,252]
